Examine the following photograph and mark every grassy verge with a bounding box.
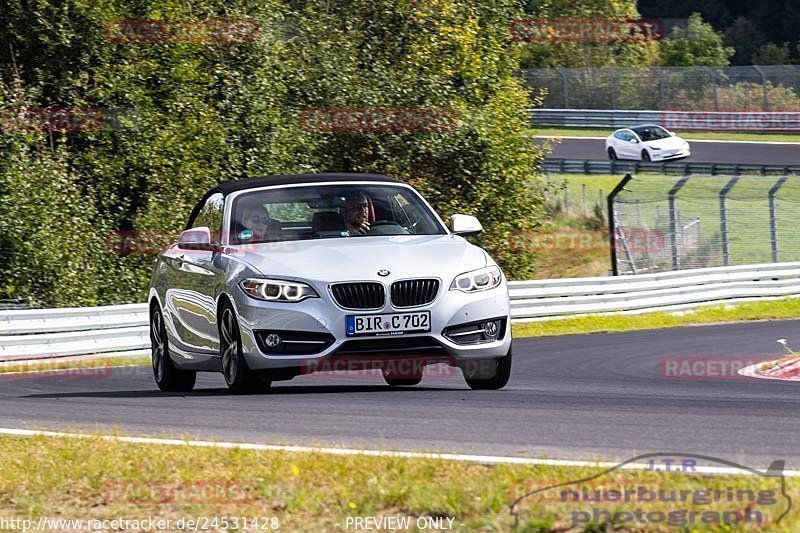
[535,126,800,143]
[513,297,800,338]
[0,434,795,531]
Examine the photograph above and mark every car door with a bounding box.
[165,192,227,355]
[617,131,637,159]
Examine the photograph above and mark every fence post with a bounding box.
[704,67,718,111]
[719,176,740,266]
[558,68,569,108]
[611,72,617,109]
[668,176,691,270]
[769,175,789,262]
[658,68,666,109]
[580,184,586,215]
[608,174,634,276]
[753,65,769,111]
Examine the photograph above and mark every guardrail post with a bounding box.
[719,176,740,266]
[769,175,789,262]
[608,174,634,276]
[668,176,691,271]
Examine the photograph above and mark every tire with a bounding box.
[219,303,271,394]
[382,367,423,387]
[463,347,512,390]
[607,147,617,160]
[150,304,196,392]
[641,150,651,162]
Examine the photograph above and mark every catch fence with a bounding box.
[524,65,800,111]
[609,173,800,275]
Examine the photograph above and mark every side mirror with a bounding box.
[177,227,216,251]
[630,138,639,143]
[450,214,483,236]
[669,131,676,137]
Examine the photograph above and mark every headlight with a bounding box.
[649,146,661,150]
[240,279,319,302]
[450,266,502,293]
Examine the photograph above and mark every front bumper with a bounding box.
[231,282,512,371]
[650,148,690,161]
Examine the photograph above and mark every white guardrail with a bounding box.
[3,262,800,360]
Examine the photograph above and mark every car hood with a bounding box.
[231,234,489,283]
[643,136,687,149]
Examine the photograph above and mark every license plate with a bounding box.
[346,311,431,337]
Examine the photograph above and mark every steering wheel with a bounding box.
[368,220,409,236]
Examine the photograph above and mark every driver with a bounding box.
[343,193,371,236]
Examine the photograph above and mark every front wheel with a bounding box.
[463,348,512,390]
[641,150,651,162]
[607,147,617,160]
[219,303,271,394]
[150,305,196,392]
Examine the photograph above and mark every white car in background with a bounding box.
[605,124,691,162]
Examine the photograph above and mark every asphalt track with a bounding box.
[1,319,799,468]
[545,137,800,165]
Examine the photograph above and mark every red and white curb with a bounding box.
[739,356,800,381]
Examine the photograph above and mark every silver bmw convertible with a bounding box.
[148,173,512,393]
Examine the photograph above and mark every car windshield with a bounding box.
[229,184,446,244]
[632,125,671,141]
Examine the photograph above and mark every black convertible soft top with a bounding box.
[214,173,400,195]
[186,173,401,229]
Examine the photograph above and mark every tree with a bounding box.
[660,13,733,67]
[0,0,548,305]
[723,17,764,66]
[752,43,793,65]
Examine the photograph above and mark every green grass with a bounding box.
[1,434,796,531]
[513,297,800,338]
[536,126,800,143]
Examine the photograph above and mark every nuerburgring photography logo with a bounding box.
[509,453,791,530]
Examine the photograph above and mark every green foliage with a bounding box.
[0,0,547,305]
[660,13,734,67]
[751,43,794,65]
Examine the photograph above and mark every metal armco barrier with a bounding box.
[542,158,800,176]
[3,262,800,359]
[530,108,800,131]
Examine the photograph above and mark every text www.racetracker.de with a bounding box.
[0,516,280,531]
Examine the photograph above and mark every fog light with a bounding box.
[265,333,282,348]
[483,320,499,340]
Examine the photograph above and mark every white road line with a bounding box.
[0,427,796,476]
[535,135,800,145]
